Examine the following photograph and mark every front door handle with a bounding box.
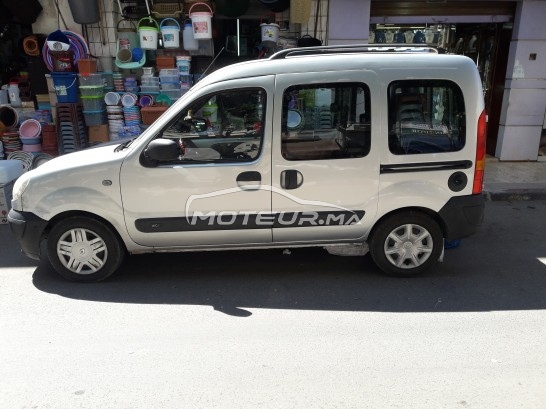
[281,170,303,190]
[237,171,261,189]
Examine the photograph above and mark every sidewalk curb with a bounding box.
[483,189,546,201]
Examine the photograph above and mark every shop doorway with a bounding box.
[369,1,516,156]
[448,23,512,156]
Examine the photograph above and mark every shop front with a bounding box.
[1,0,544,162]
[369,1,516,158]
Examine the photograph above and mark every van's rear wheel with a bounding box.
[370,211,443,277]
[47,216,125,282]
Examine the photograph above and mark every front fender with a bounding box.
[27,186,127,239]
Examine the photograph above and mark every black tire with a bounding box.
[47,216,126,282]
[369,211,443,277]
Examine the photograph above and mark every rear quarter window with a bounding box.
[388,80,466,155]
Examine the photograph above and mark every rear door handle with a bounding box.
[281,170,303,190]
[236,171,261,189]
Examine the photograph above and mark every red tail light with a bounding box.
[473,109,487,194]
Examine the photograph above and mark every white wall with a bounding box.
[327,0,370,45]
[33,0,121,68]
[33,0,81,34]
[495,0,546,160]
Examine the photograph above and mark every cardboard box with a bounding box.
[88,124,109,143]
[0,181,14,224]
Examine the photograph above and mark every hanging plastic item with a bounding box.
[138,17,160,50]
[182,19,199,51]
[189,3,213,40]
[160,18,181,49]
[260,20,279,46]
[67,0,100,24]
[117,19,139,51]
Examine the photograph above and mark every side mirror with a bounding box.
[142,139,179,166]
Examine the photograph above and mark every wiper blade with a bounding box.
[114,137,136,151]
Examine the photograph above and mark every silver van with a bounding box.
[8,45,486,282]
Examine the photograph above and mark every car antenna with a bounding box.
[198,47,225,82]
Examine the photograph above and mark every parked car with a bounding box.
[8,44,486,282]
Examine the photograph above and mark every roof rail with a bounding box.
[269,44,439,60]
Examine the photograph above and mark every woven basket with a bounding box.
[152,3,183,18]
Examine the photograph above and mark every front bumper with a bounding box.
[7,209,48,260]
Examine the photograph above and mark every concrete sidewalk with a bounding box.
[483,156,546,201]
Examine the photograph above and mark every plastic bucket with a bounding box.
[117,19,139,50]
[68,0,100,24]
[261,23,279,45]
[182,20,199,51]
[160,18,180,49]
[51,72,79,103]
[0,106,19,129]
[138,18,159,50]
[189,3,213,40]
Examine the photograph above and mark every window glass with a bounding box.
[159,88,265,163]
[281,83,371,161]
[388,80,466,155]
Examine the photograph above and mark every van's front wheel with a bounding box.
[47,216,125,282]
[370,211,443,277]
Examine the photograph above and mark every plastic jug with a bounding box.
[8,82,21,107]
[0,87,8,105]
[183,20,199,51]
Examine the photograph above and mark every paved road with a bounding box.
[1,200,546,409]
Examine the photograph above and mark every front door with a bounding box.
[120,76,274,248]
[271,72,380,243]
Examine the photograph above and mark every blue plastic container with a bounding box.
[51,72,79,103]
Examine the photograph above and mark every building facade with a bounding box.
[31,0,546,161]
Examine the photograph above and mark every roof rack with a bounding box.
[269,44,439,60]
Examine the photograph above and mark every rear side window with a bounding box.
[388,80,466,155]
[281,82,371,160]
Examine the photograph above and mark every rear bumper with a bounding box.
[439,194,485,240]
[7,209,48,260]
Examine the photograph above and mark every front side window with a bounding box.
[388,80,466,155]
[157,88,265,163]
[281,83,371,161]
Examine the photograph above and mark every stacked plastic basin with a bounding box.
[79,73,107,126]
[18,119,42,154]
